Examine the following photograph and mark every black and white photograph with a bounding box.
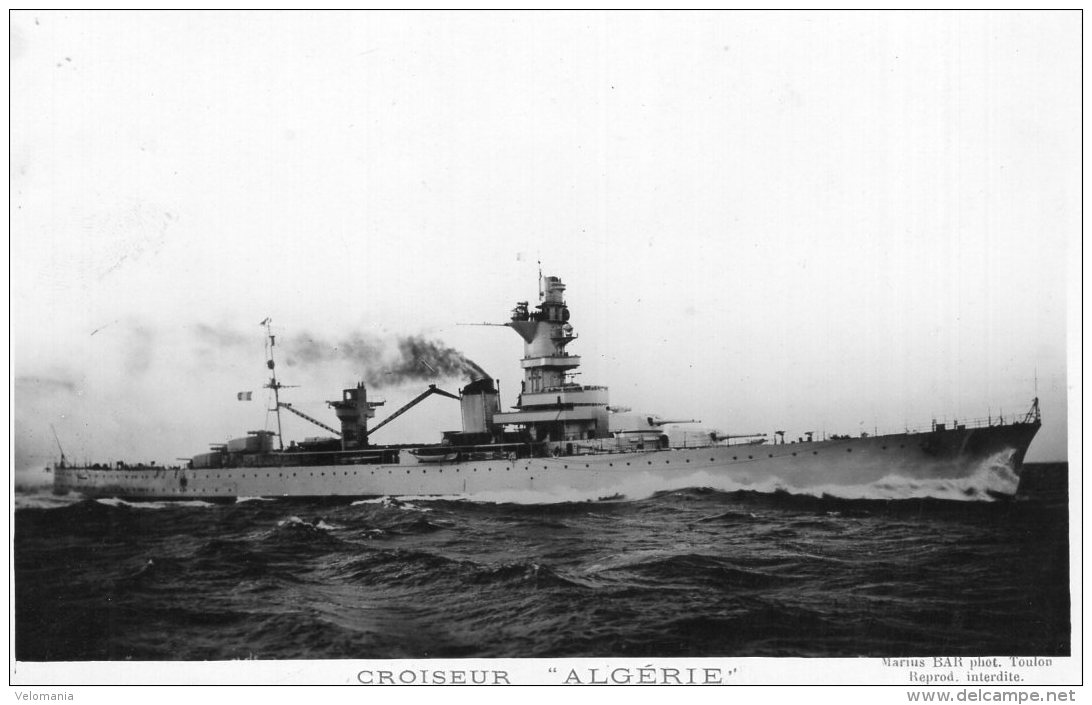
[9,9,1080,696]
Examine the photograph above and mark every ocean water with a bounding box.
[14,463,1069,661]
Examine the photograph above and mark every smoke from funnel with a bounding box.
[383,336,488,386]
[283,333,488,388]
[191,322,487,387]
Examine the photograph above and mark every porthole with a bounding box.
[768,454,773,458]
[733,456,737,461]
[792,452,797,456]
[748,455,753,460]
[813,451,818,455]
[847,448,852,453]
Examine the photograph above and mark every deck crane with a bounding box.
[364,384,460,440]
[278,403,342,436]
[273,385,461,443]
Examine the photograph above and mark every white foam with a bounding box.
[276,515,340,530]
[350,496,432,512]
[793,449,1020,502]
[13,493,83,510]
[94,497,216,510]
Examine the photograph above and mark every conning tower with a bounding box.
[492,275,610,442]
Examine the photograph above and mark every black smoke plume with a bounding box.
[385,336,489,386]
[190,322,488,387]
[283,333,488,388]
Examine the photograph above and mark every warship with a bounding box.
[52,274,1042,502]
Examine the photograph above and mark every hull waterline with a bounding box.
[54,421,1040,502]
[50,272,1043,504]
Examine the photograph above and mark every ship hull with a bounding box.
[53,421,1040,502]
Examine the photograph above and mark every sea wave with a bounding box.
[95,497,217,510]
[12,492,83,510]
[13,462,1070,661]
[603,552,793,590]
[350,496,433,512]
[795,449,1020,502]
[276,515,342,531]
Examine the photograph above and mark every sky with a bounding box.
[10,11,1079,479]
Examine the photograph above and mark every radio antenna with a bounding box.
[261,318,285,451]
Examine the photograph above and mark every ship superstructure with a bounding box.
[52,274,1043,502]
[491,275,610,444]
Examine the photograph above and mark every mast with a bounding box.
[261,317,285,451]
[50,424,67,468]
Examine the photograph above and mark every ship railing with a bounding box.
[904,412,1034,435]
[414,440,652,459]
[670,406,1040,448]
[540,384,609,392]
[814,411,1035,440]
[412,442,543,458]
[69,461,187,471]
[260,448,399,466]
